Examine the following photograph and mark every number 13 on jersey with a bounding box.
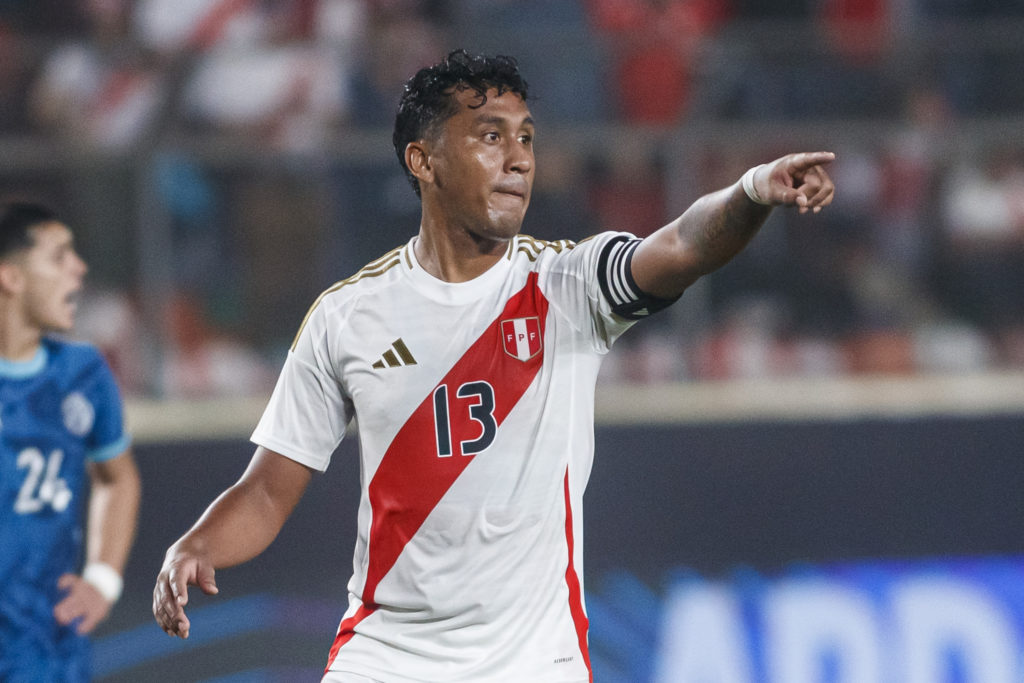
[432,381,497,458]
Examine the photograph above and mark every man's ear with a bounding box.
[0,261,24,296]
[405,141,434,189]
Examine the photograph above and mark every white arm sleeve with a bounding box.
[539,232,679,351]
[251,301,353,472]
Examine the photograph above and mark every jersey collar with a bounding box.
[402,237,514,305]
[0,345,48,379]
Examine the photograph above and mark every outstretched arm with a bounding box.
[152,446,312,638]
[631,151,836,299]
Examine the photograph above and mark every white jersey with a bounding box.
[252,231,663,682]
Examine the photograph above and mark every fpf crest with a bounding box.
[500,317,542,361]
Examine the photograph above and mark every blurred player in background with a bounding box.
[153,50,834,682]
[0,201,140,682]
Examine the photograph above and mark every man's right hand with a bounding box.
[152,545,219,638]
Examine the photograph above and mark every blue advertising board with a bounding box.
[620,556,1024,683]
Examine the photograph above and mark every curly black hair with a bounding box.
[393,49,530,198]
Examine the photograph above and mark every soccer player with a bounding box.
[1,201,140,682]
[153,50,834,682]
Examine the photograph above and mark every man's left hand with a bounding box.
[54,573,112,635]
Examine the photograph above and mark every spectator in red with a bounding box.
[585,0,731,124]
[818,0,891,65]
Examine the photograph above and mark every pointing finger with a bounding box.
[787,151,836,173]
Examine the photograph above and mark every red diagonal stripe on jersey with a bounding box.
[563,469,593,681]
[326,272,549,669]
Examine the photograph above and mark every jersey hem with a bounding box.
[250,433,330,472]
[326,665,590,683]
[87,434,132,463]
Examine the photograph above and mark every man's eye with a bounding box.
[485,132,499,141]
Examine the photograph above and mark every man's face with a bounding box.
[425,86,535,241]
[14,222,88,333]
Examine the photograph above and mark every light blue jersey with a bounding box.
[0,338,130,683]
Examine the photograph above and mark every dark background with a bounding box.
[93,413,1024,681]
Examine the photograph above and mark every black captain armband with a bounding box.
[597,235,680,320]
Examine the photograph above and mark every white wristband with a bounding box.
[741,164,771,205]
[83,562,123,604]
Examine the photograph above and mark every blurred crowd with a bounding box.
[1,0,1023,396]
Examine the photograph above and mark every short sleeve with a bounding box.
[595,235,680,320]
[251,299,354,472]
[537,231,678,351]
[86,357,131,463]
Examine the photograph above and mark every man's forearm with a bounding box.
[87,456,140,573]
[87,482,139,572]
[678,182,773,277]
[172,481,291,570]
[619,152,833,302]
[166,448,312,571]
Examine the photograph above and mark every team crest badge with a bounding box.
[62,392,95,437]
[501,317,542,361]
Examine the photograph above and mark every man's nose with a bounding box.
[508,146,533,174]
[73,253,88,276]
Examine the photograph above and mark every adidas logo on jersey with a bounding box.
[372,338,417,369]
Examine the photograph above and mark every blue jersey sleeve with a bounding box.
[84,355,131,463]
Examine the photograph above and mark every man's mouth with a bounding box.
[494,181,528,199]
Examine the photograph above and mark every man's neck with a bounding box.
[414,226,510,283]
[0,310,44,362]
